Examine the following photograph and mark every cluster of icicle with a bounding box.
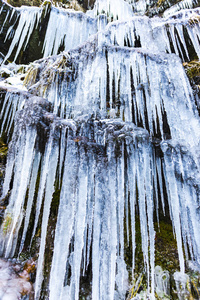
[0,0,107,62]
[0,0,200,299]
[1,0,200,63]
[163,0,199,17]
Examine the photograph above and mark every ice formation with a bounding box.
[0,96,157,299]
[1,0,200,64]
[163,0,199,17]
[0,1,107,63]
[87,0,134,20]
[24,44,200,147]
[0,0,200,299]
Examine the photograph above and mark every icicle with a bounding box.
[58,126,67,185]
[175,24,190,60]
[49,138,78,300]
[0,127,37,257]
[127,143,136,274]
[82,151,96,276]
[104,141,118,300]
[136,144,150,287]
[163,0,199,17]
[156,156,165,214]
[0,9,13,35]
[31,124,57,244]
[0,91,25,137]
[161,144,185,273]
[19,151,41,254]
[3,7,42,63]
[68,147,88,300]
[88,0,134,21]
[186,23,200,59]
[34,128,59,300]
[145,146,155,295]
[43,7,99,58]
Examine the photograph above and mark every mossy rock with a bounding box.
[183,61,200,79]
[7,0,42,7]
[183,60,200,110]
[154,221,179,273]
[6,0,95,10]
[0,139,8,164]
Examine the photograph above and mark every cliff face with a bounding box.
[0,0,200,299]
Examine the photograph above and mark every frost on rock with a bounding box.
[0,259,32,300]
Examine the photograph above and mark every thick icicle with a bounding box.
[19,151,41,254]
[49,138,78,300]
[34,126,59,300]
[0,127,37,257]
[3,6,42,63]
[43,7,104,57]
[161,141,200,269]
[0,89,26,138]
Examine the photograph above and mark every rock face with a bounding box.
[7,0,95,9]
[7,0,41,6]
[0,0,200,299]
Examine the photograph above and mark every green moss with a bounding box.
[2,213,12,235]
[0,137,8,164]
[7,0,42,7]
[188,15,200,26]
[183,61,200,79]
[23,64,40,88]
[155,221,179,273]
[50,182,61,217]
[156,0,167,8]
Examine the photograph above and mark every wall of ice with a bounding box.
[0,0,200,299]
[1,0,200,64]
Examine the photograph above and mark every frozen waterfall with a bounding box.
[0,0,200,299]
